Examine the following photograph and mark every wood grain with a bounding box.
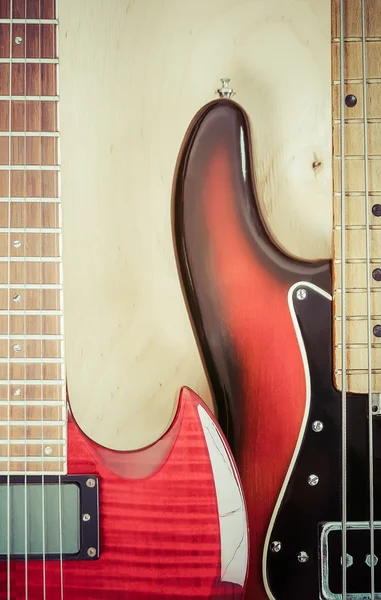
[59,0,332,451]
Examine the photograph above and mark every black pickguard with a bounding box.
[266,283,381,599]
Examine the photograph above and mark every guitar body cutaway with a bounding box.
[0,386,248,599]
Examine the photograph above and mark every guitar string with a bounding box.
[7,2,13,598]
[38,0,47,596]
[54,0,65,593]
[339,0,348,597]
[23,1,29,595]
[361,0,376,597]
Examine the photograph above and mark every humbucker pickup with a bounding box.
[0,475,99,561]
[320,521,381,599]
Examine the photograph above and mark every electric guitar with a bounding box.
[172,2,380,597]
[0,1,249,598]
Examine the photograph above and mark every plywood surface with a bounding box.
[59,0,332,450]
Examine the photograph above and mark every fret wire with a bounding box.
[0,58,58,64]
[0,166,60,170]
[0,97,59,101]
[0,438,64,442]
[0,19,58,24]
[0,228,61,232]
[0,460,66,464]
[0,134,60,138]
[0,420,64,425]
[0,402,65,406]
[0,358,64,363]
[333,78,381,83]
[5,380,64,385]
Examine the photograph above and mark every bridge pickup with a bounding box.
[0,474,99,561]
[320,521,381,599]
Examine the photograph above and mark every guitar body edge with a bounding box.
[0,386,249,599]
[171,97,332,598]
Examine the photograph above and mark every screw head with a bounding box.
[296,288,307,301]
[312,420,323,432]
[366,554,378,567]
[86,478,96,488]
[14,36,23,45]
[270,541,282,553]
[308,474,319,486]
[87,547,96,558]
[82,513,91,522]
[341,553,354,568]
[298,551,309,563]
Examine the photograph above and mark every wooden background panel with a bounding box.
[59,0,332,450]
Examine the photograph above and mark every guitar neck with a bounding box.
[332,0,381,394]
[0,0,65,474]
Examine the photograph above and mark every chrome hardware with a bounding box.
[365,553,378,567]
[86,478,96,488]
[372,393,381,416]
[13,343,22,352]
[308,474,319,486]
[14,37,23,45]
[216,78,235,99]
[321,521,381,599]
[298,551,309,563]
[340,553,354,568]
[87,547,96,557]
[312,420,323,432]
[82,513,91,522]
[296,288,307,301]
[13,294,21,303]
[13,240,22,249]
[270,541,282,553]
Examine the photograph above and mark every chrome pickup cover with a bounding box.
[320,521,381,600]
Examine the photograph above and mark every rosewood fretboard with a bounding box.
[0,0,65,473]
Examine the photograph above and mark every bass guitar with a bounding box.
[172,1,380,596]
[0,1,249,598]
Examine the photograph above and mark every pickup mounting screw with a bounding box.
[341,554,354,568]
[87,547,96,557]
[86,478,96,488]
[366,554,378,567]
[296,288,307,300]
[82,513,91,522]
[270,541,282,553]
[298,551,309,563]
[312,421,323,432]
[308,474,319,486]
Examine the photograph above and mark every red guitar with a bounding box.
[0,4,249,599]
[172,56,381,600]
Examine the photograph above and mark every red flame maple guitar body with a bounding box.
[172,99,331,598]
[0,387,249,599]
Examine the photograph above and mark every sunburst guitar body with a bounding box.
[172,50,381,599]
